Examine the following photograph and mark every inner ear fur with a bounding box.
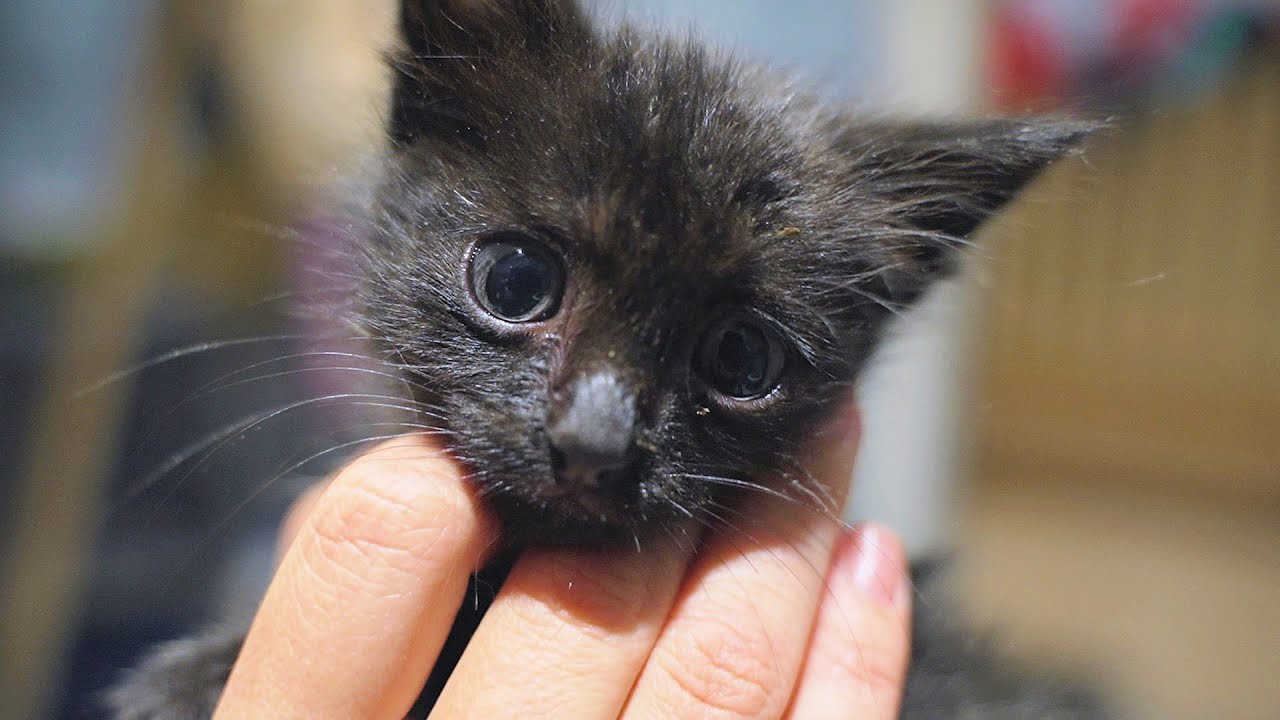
[842,117,1100,304]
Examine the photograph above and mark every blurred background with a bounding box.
[0,1,1276,718]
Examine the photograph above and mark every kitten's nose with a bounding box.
[547,370,635,490]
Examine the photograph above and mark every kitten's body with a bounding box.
[110,1,1105,717]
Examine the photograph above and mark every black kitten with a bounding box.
[109,1,1105,718]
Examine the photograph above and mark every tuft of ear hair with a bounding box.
[845,117,1101,304]
[391,0,592,146]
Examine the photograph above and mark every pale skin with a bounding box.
[214,402,912,719]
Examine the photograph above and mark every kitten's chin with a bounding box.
[484,489,678,548]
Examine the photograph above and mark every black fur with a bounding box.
[360,0,1094,543]
[109,1,1104,717]
[106,627,241,720]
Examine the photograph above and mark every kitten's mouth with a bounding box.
[551,487,614,520]
[481,463,643,543]
[547,467,626,520]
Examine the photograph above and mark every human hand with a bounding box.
[213,405,911,719]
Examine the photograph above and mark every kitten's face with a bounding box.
[354,0,1092,544]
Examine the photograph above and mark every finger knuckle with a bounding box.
[828,634,908,701]
[306,457,474,581]
[652,613,787,719]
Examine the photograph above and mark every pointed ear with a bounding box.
[391,0,592,146]
[855,118,1099,238]
[845,118,1100,303]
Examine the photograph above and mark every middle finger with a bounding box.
[622,404,861,720]
[430,532,695,717]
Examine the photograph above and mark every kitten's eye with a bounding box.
[469,237,564,323]
[697,315,787,401]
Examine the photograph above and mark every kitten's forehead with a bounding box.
[501,39,813,286]
[410,40,842,361]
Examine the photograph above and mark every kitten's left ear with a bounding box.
[843,118,1100,302]
[391,0,592,146]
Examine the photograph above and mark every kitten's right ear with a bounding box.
[391,0,592,146]
[842,117,1100,305]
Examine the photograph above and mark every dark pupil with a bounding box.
[712,324,770,397]
[486,248,552,319]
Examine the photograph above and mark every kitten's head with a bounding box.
[355,0,1093,544]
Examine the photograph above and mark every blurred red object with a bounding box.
[990,7,1068,110]
[987,0,1217,111]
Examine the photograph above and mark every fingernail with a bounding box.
[847,525,908,609]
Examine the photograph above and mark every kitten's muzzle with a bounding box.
[546,370,635,493]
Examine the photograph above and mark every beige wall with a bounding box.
[956,54,1280,720]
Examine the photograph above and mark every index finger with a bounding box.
[214,436,499,720]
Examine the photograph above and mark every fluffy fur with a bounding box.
[109,1,1104,717]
